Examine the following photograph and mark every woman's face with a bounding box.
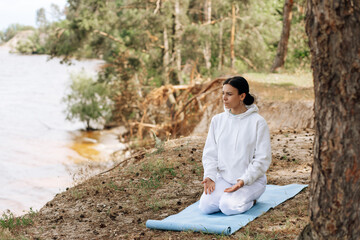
[222,84,245,109]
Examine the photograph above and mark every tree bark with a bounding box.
[218,19,223,71]
[230,3,236,70]
[203,0,212,74]
[270,0,293,72]
[174,0,183,84]
[163,26,170,84]
[299,1,360,239]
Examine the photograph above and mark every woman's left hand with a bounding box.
[224,179,244,193]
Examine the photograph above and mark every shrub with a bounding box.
[63,72,114,130]
[0,208,36,230]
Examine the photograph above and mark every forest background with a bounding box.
[0,0,309,136]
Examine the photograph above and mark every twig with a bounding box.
[154,0,161,14]
[97,151,145,175]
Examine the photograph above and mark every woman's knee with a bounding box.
[219,197,252,216]
[199,203,216,214]
[219,197,236,215]
[199,196,219,214]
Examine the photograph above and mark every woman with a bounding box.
[199,76,271,216]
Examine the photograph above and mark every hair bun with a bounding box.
[244,93,254,105]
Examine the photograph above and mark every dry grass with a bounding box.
[243,71,313,88]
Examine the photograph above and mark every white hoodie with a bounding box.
[202,104,271,186]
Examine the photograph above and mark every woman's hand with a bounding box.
[224,179,244,193]
[201,177,215,195]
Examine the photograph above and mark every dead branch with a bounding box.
[98,150,146,175]
[93,29,123,44]
[239,55,257,70]
[123,77,226,142]
[154,0,161,14]
[174,85,222,118]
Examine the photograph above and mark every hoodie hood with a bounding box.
[216,104,259,146]
[224,104,259,119]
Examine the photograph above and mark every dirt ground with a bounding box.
[6,126,314,240]
[2,78,315,239]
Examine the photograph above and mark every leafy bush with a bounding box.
[63,72,114,130]
[15,31,47,54]
[0,208,36,230]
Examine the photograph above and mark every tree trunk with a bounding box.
[174,0,183,84]
[230,3,236,70]
[163,26,170,84]
[270,0,293,72]
[298,1,360,239]
[218,19,223,71]
[203,0,211,74]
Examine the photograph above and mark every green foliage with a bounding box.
[4,0,310,127]
[63,71,114,130]
[0,24,35,44]
[0,208,37,230]
[15,30,47,54]
[284,3,310,70]
[152,131,165,154]
[5,0,309,74]
[46,0,306,78]
[45,20,98,60]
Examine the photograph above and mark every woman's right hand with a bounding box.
[201,177,215,195]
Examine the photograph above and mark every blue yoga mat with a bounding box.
[146,184,307,235]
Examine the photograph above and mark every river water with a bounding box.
[0,47,125,215]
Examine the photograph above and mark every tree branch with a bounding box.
[239,55,257,70]
[93,29,123,44]
[154,0,161,14]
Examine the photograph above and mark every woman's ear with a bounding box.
[240,93,246,101]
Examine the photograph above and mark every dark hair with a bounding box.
[223,76,255,105]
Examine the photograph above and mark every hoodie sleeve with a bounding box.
[239,119,271,185]
[202,117,218,182]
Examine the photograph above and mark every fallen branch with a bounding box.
[174,85,222,118]
[98,150,146,175]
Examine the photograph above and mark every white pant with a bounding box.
[199,175,266,215]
